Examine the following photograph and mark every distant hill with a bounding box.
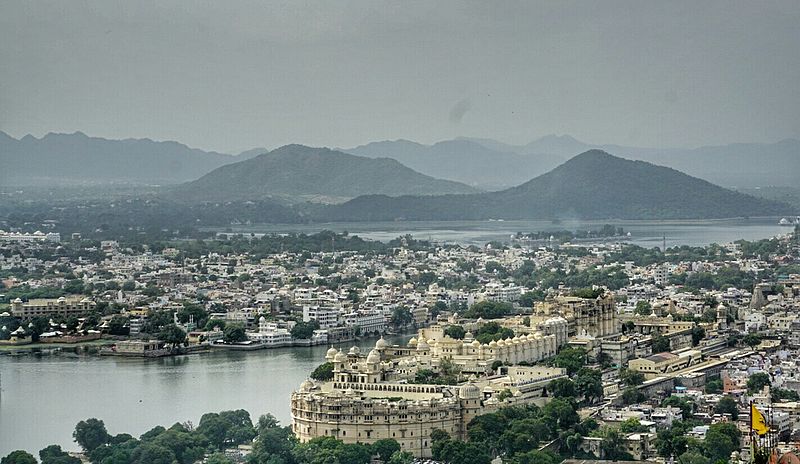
[345,139,564,190]
[0,131,244,186]
[318,150,792,221]
[170,144,479,204]
[461,135,800,188]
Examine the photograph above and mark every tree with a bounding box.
[619,368,645,386]
[464,301,513,319]
[705,378,723,394]
[662,395,695,420]
[691,325,706,346]
[619,418,650,434]
[635,300,652,315]
[290,321,319,340]
[621,387,645,405]
[548,378,576,398]
[390,307,414,328]
[310,362,334,381]
[1,451,37,464]
[575,368,603,403]
[743,333,763,349]
[158,323,187,349]
[107,315,129,336]
[388,451,414,464]
[371,439,401,463]
[223,323,247,343]
[73,418,111,452]
[714,395,739,420]
[39,445,80,464]
[704,422,740,462]
[444,325,466,340]
[552,347,586,375]
[651,334,671,353]
[205,453,234,464]
[129,443,176,464]
[747,372,771,393]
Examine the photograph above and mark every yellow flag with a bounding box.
[751,404,770,435]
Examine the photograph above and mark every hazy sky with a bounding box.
[2,1,799,153]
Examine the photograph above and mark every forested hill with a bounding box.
[169,144,479,204]
[316,150,792,221]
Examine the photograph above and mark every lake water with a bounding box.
[0,335,410,456]
[210,217,791,248]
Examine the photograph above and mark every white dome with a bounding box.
[300,380,314,391]
[334,352,347,363]
[471,340,480,348]
[408,337,418,346]
[348,346,361,355]
[326,347,339,360]
[459,384,481,399]
[366,349,381,364]
[375,337,388,350]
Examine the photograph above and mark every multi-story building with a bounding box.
[303,306,340,328]
[10,296,95,318]
[291,321,569,457]
[342,309,386,335]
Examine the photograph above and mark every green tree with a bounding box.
[310,362,334,381]
[464,301,513,319]
[371,439,401,462]
[651,334,671,353]
[390,307,414,328]
[714,395,739,420]
[705,378,723,394]
[619,368,645,386]
[635,300,652,315]
[747,372,771,393]
[552,347,586,375]
[621,387,646,405]
[575,368,603,403]
[158,323,187,349]
[290,321,319,340]
[39,445,80,464]
[73,418,111,452]
[444,325,466,340]
[743,333,763,349]
[129,443,176,464]
[206,453,234,464]
[662,395,695,420]
[1,451,37,464]
[387,450,414,464]
[107,315,129,336]
[223,323,248,343]
[704,422,740,462]
[548,378,576,398]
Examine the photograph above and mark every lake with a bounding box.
[208,217,791,248]
[0,335,410,456]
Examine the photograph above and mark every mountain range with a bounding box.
[344,139,565,190]
[346,136,800,190]
[319,150,790,221]
[0,131,254,186]
[169,144,478,204]
[3,130,797,191]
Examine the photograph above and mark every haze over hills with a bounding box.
[0,131,251,186]
[170,144,479,204]
[344,139,565,190]
[319,150,791,222]
[460,135,800,189]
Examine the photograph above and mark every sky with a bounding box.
[1,0,799,154]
